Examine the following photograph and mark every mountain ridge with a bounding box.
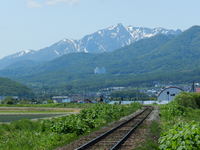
[0,23,181,69]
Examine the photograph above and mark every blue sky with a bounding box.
[0,0,200,58]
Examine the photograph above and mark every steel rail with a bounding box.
[110,108,152,150]
[75,107,152,150]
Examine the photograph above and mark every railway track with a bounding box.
[75,106,153,150]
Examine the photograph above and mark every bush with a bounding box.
[49,103,141,135]
[159,121,200,150]
[192,93,200,108]
[159,92,200,150]
[160,92,200,120]
[1,96,16,104]
[160,101,187,121]
[174,92,199,109]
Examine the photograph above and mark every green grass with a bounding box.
[135,121,160,150]
[0,120,77,150]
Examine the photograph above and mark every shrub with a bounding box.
[174,92,199,109]
[49,103,141,135]
[192,93,200,108]
[159,121,200,150]
[160,101,187,121]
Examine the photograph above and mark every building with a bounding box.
[0,96,4,104]
[191,82,200,93]
[52,96,71,103]
[195,88,200,93]
[157,86,184,102]
[94,67,106,74]
[0,96,4,101]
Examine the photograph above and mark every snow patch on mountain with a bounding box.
[5,49,35,59]
[54,50,60,55]
[126,26,181,42]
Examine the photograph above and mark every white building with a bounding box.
[52,96,71,103]
[94,67,106,74]
[157,86,184,102]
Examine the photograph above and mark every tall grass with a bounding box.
[159,92,200,149]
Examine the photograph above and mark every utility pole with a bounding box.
[192,81,195,92]
[167,91,170,102]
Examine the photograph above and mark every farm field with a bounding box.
[0,106,81,123]
[0,114,64,122]
[0,103,95,108]
[0,106,81,113]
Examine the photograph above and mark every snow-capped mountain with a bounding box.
[0,50,37,69]
[127,26,181,41]
[4,49,36,60]
[0,23,181,69]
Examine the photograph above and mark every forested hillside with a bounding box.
[0,77,33,97]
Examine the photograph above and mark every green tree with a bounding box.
[2,96,16,104]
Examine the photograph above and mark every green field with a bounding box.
[0,106,80,113]
[0,105,81,123]
[0,103,94,108]
[0,114,64,123]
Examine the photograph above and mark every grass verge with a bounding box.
[135,120,160,150]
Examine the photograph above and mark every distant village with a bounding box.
[0,82,200,105]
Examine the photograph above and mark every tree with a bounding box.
[2,96,16,104]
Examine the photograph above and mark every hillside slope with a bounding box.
[0,77,33,97]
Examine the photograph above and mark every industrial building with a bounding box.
[157,86,184,102]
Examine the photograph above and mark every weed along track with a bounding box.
[75,106,153,150]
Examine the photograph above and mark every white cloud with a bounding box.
[27,0,42,8]
[26,0,79,8]
[45,0,79,5]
